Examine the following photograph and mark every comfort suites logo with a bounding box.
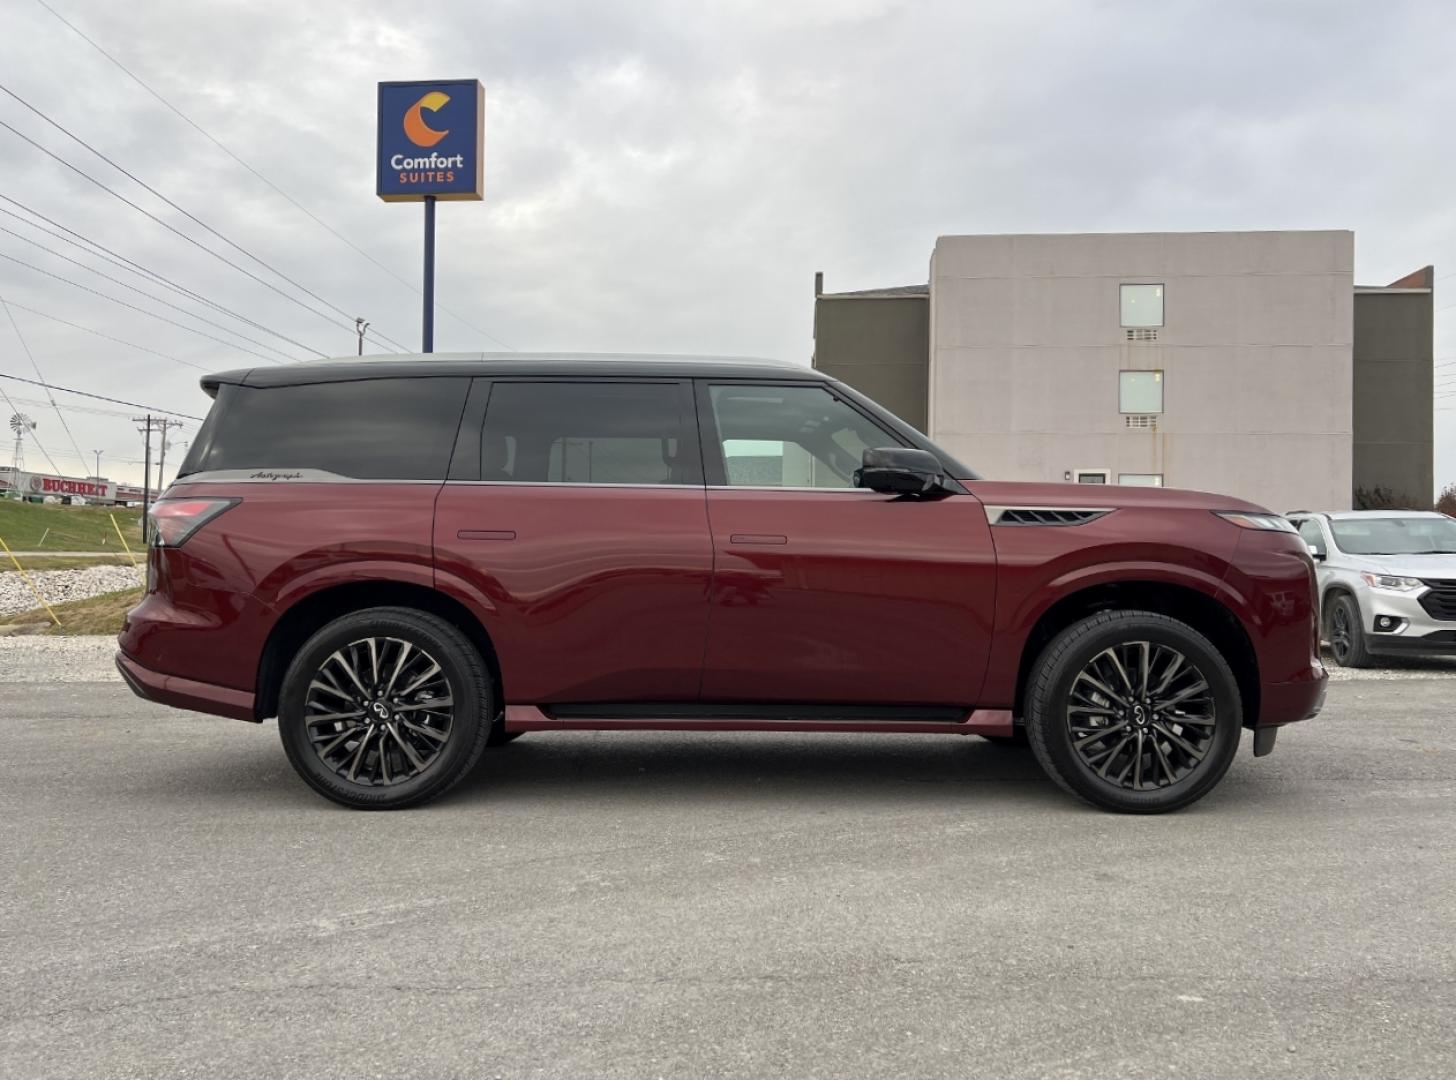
[377,79,484,202]
[404,91,450,147]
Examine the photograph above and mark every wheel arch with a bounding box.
[1013,581,1260,729]
[254,580,503,721]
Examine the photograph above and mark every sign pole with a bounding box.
[423,195,436,353]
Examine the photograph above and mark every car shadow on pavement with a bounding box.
[442,733,1074,811]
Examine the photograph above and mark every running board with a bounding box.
[504,703,1014,737]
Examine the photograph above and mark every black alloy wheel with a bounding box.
[278,607,492,809]
[1326,594,1373,668]
[303,637,455,786]
[1065,641,1215,791]
[1025,610,1243,813]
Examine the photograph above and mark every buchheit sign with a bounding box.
[376,79,484,202]
[1,470,115,501]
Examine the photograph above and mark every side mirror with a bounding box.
[854,447,951,497]
[1306,541,1325,562]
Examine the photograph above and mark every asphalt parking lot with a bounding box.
[2,652,1453,1079]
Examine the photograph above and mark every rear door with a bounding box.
[695,379,997,706]
[433,378,713,704]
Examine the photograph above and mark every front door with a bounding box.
[695,380,996,706]
[434,378,712,704]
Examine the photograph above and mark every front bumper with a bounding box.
[115,650,259,723]
[1358,585,1456,654]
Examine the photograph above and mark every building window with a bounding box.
[1120,283,1163,328]
[1119,370,1163,414]
[1118,473,1164,487]
[1074,469,1110,484]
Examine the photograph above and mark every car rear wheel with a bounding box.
[278,607,493,810]
[1024,610,1243,813]
[1326,594,1374,668]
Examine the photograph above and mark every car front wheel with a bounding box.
[1326,593,1374,668]
[277,607,493,809]
[1024,610,1243,813]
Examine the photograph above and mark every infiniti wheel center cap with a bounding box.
[369,700,392,723]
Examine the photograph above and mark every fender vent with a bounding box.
[987,507,1112,527]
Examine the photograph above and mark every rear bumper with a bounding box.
[115,650,259,723]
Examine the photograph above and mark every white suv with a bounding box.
[1287,511,1456,667]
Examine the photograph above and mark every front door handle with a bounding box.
[457,529,516,541]
[729,533,788,545]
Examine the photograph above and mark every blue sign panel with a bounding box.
[377,80,484,202]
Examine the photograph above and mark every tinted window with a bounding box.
[708,384,899,489]
[1295,520,1325,552]
[480,381,695,485]
[183,378,468,480]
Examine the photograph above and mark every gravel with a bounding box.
[0,564,143,617]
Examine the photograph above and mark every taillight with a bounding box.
[148,498,239,547]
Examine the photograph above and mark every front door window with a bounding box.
[707,384,897,488]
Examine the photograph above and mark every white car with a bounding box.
[1286,511,1456,667]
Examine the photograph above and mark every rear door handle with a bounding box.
[729,533,788,545]
[457,529,516,541]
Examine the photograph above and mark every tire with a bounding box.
[277,607,493,810]
[1325,593,1374,669]
[1024,610,1243,814]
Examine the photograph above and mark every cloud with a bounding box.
[0,0,1451,489]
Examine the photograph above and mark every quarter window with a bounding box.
[182,378,468,480]
[1119,370,1164,414]
[480,381,695,485]
[1120,284,1164,327]
[708,384,899,489]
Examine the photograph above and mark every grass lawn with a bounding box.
[0,499,143,553]
[0,586,145,635]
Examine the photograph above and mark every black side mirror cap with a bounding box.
[854,447,952,497]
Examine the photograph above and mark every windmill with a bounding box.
[9,413,36,473]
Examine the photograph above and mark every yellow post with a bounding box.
[110,513,142,579]
[0,535,62,628]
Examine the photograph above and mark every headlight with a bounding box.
[1213,511,1298,533]
[1361,572,1423,592]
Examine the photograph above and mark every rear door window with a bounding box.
[478,381,699,485]
[181,378,469,480]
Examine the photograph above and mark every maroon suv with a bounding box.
[118,355,1326,813]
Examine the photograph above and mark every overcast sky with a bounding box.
[0,0,1452,490]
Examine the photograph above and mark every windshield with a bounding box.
[1329,516,1456,556]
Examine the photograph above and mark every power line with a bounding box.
[0,299,192,366]
[33,0,514,352]
[0,112,395,356]
[0,225,295,361]
[0,195,326,356]
[0,250,271,366]
[0,377,64,474]
[0,372,203,420]
[0,81,412,354]
[0,293,90,469]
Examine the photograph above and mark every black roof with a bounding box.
[202,353,825,394]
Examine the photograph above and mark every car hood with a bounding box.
[1338,552,1456,578]
[960,480,1267,514]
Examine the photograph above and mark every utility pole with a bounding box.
[155,418,183,494]
[134,415,153,541]
[92,449,102,479]
[355,316,369,356]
